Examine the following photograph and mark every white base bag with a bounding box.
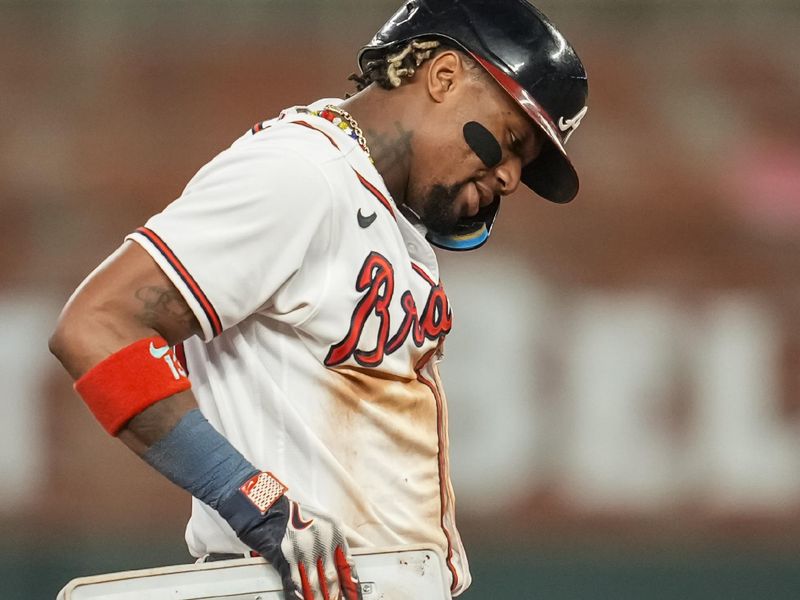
[57,545,451,600]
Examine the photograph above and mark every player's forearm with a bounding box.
[118,391,198,456]
[49,310,196,447]
[50,241,205,449]
[51,313,200,456]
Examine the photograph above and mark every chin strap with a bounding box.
[426,197,501,252]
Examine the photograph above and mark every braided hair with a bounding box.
[351,39,480,91]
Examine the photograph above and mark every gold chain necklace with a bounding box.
[318,105,373,163]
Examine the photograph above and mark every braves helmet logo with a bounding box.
[558,106,588,143]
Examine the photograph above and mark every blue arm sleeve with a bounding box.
[142,408,258,510]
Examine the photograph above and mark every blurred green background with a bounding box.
[2,0,800,598]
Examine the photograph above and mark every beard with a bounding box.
[417,179,471,235]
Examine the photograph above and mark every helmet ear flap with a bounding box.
[425,198,501,252]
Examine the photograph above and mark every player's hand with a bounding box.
[262,497,362,600]
[217,471,362,600]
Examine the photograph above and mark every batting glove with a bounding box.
[217,471,362,600]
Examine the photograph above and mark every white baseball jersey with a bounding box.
[126,99,471,595]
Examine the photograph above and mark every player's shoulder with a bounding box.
[232,100,350,169]
[183,100,355,202]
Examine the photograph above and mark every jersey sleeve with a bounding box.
[126,140,335,341]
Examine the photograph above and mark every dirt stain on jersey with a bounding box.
[320,361,451,569]
[325,365,438,450]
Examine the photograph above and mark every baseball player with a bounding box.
[49,1,587,598]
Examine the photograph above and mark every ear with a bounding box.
[425,50,467,103]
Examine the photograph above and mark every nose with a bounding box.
[494,155,522,196]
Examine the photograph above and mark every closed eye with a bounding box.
[509,128,542,165]
[509,131,525,158]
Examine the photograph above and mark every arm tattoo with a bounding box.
[134,286,194,330]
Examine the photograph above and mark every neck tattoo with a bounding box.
[309,105,373,163]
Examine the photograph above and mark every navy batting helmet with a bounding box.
[358,0,588,203]
[358,0,588,249]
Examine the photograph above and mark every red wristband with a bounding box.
[74,337,191,436]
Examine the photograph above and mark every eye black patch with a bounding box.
[463,121,502,169]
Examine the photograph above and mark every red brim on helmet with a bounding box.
[473,54,579,204]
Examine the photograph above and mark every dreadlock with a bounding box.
[349,39,442,91]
